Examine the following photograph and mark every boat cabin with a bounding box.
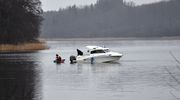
[86,46,110,54]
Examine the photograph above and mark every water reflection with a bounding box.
[1,39,180,100]
[0,53,42,100]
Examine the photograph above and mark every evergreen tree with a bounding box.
[0,0,43,44]
[42,0,180,38]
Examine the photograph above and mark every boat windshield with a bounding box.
[104,49,109,52]
[90,50,105,54]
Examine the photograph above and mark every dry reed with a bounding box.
[0,41,47,52]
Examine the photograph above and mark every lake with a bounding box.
[0,38,180,100]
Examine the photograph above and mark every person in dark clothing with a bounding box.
[77,49,83,56]
[57,56,61,62]
[56,54,58,59]
[56,54,62,63]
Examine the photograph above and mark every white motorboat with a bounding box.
[70,46,123,63]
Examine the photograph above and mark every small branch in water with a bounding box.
[166,81,179,91]
[169,51,180,65]
[176,65,180,71]
[164,66,180,85]
[169,91,180,100]
[169,51,180,71]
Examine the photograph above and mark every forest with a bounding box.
[41,0,180,38]
[0,0,43,44]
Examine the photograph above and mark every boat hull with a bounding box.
[76,55,122,63]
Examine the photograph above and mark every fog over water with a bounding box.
[41,0,163,11]
[42,0,180,38]
[1,39,180,100]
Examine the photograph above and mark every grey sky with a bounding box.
[41,0,163,11]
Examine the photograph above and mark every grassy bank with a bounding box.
[0,40,47,52]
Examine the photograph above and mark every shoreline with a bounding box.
[44,36,180,41]
[0,41,47,53]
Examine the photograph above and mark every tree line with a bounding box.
[0,0,43,44]
[41,0,180,38]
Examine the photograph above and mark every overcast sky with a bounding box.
[41,0,163,11]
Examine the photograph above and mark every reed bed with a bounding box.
[0,41,47,52]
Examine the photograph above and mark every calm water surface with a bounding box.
[0,39,180,100]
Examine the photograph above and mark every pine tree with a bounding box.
[0,0,43,44]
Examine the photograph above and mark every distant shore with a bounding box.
[44,36,180,41]
[0,40,47,53]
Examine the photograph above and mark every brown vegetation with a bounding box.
[0,40,47,52]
